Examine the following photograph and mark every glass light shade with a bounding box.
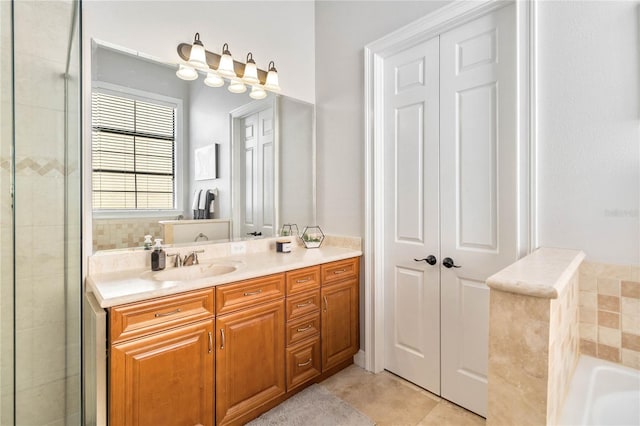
[188,43,208,69]
[217,45,236,78]
[228,78,247,94]
[249,85,267,100]
[242,61,259,85]
[204,72,224,88]
[176,64,198,81]
[264,67,280,92]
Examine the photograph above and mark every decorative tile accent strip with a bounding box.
[579,261,640,369]
[5,155,79,177]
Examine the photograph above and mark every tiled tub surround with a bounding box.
[578,261,640,369]
[486,248,584,426]
[87,235,362,308]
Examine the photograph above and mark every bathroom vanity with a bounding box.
[86,241,361,426]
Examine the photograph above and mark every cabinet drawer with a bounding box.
[286,312,320,347]
[286,290,321,321]
[286,337,321,392]
[110,288,214,343]
[321,257,359,285]
[285,266,320,295]
[216,273,285,315]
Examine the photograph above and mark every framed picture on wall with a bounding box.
[194,143,219,180]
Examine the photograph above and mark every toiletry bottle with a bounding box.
[143,235,153,250]
[151,239,166,271]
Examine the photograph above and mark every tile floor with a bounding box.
[319,365,486,426]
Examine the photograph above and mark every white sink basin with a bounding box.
[147,262,238,282]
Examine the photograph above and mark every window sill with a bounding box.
[92,210,185,221]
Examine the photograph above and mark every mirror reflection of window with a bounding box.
[92,89,180,212]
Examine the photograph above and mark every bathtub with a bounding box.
[559,355,640,426]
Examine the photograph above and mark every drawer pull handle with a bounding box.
[243,289,262,296]
[296,324,312,332]
[333,269,347,274]
[220,329,225,350]
[296,300,312,308]
[296,278,311,283]
[208,332,213,354]
[154,308,181,318]
[297,358,312,367]
[323,296,328,312]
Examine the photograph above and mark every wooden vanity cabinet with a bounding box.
[284,266,322,392]
[107,257,360,426]
[321,258,360,371]
[109,289,215,426]
[215,275,286,426]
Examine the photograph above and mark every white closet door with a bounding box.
[240,107,274,237]
[439,4,517,417]
[241,114,258,236]
[258,108,275,237]
[382,37,441,394]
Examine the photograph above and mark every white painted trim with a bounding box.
[353,349,366,368]
[363,0,536,374]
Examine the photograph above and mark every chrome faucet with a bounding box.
[167,253,183,268]
[183,250,204,266]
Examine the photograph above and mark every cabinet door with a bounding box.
[321,278,359,371]
[216,299,285,425]
[110,319,214,426]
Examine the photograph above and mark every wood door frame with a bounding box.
[230,98,278,239]
[363,0,537,373]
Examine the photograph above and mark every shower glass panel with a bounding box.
[1,0,15,424]
[1,0,82,424]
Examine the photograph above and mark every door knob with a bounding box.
[414,255,437,266]
[442,257,461,268]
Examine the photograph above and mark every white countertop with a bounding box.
[87,246,362,308]
[486,247,585,299]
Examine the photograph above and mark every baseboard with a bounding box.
[353,349,365,368]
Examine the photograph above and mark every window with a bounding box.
[92,90,178,211]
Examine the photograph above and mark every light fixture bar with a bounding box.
[177,43,270,85]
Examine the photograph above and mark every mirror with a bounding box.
[91,42,315,252]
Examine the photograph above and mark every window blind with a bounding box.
[92,91,176,210]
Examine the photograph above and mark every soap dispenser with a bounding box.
[151,239,166,271]
[143,235,153,250]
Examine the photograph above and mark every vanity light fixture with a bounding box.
[217,43,237,78]
[176,33,281,96]
[242,53,260,85]
[176,64,198,80]
[228,77,247,94]
[187,33,208,69]
[204,71,224,88]
[249,85,267,100]
[264,61,281,92]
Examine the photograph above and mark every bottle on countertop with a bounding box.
[151,239,166,271]
[143,234,153,250]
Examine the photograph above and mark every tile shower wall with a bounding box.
[93,218,164,252]
[11,1,80,424]
[579,261,640,369]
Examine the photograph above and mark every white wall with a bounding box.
[314,1,450,237]
[537,1,639,264]
[83,0,315,103]
[188,80,250,220]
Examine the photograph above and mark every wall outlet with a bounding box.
[230,242,247,255]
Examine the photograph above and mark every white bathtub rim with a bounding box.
[559,355,640,426]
